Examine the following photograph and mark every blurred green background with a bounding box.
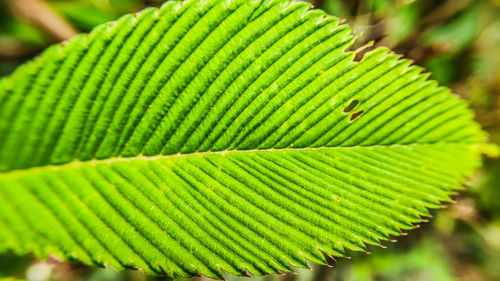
[0,0,499,280]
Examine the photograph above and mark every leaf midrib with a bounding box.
[0,142,475,177]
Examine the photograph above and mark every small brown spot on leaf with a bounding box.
[343,99,359,113]
[350,110,364,121]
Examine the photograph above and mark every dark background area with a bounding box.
[0,0,499,280]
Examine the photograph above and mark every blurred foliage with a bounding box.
[0,0,499,280]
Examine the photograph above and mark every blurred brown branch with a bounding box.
[5,0,78,41]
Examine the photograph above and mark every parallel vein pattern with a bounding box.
[0,0,486,278]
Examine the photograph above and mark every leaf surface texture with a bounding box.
[0,0,485,278]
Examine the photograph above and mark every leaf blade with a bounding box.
[0,144,481,277]
[0,0,486,278]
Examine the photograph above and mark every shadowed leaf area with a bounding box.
[0,0,488,279]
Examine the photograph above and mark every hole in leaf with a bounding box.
[343,99,359,113]
[353,51,365,62]
[352,40,375,62]
[350,110,364,121]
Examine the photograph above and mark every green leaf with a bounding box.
[0,0,487,278]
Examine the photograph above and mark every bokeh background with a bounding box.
[0,0,499,280]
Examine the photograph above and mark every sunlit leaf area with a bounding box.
[0,0,499,281]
